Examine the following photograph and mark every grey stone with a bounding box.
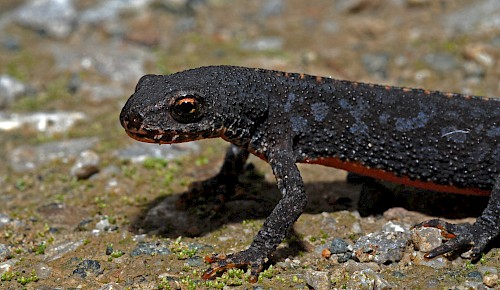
[483,273,498,288]
[34,263,52,279]
[44,240,85,262]
[0,36,21,51]
[185,257,204,267]
[347,268,394,289]
[0,214,11,228]
[70,150,100,179]
[14,0,77,38]
[79,82,126,102]
[477,266,498,275]
[305,270,330,290]
[0,244,10,261]
[353,223,410,264]
[466,271,483,282]
[98,283,124,290]
[0,75,27,108]
[79,0,154,24]
[241,37,284,52]
[0,111,86,134]
[260,0,284,18]
[9,137,99,172]
[443,0,500,35]
[412,251,448,269]
[95,217,118,232]
[130,242,171,257]
[337,252,351,263]
[72,259,103,278]
[424,53,457,73]
[329,238,350,254]
[50,43,149,84]
[362,53,390,79]
[411,226,442,252]
[117,142,199,163]
[0,259,19,274]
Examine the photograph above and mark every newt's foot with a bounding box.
[415,219,491,259]
[202,249,266,283]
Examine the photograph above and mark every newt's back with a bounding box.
[249,68,499,194]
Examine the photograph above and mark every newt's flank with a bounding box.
[120,65,499,282]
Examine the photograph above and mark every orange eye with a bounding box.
[171,95,204,123]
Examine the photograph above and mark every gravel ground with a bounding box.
[0,0,499,289]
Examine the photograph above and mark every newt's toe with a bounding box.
[201,250,265,282]
[415,218,491,259]
[202,254,240,280]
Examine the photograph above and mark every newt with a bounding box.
[120,65,499,282]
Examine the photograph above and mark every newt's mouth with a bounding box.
[123,126,181,144]
[124,125,219,144]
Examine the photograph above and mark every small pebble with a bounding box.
[0,244,10,260]
[305,270,330,290]
[411,226,442,252]
[353,229,409,264]
[130,242,171,257]
[106,245,113,255]
[463,44,494,67]
[34,263,52,279]
[0,75,27,108]
[321,248,331,258]
[98,282,124,290]
[70,150,100,179]
[329,238,350,254]
[483,273,498,288]
[337,252,351,263]
[466,270,482,281]
[73,260,102,278]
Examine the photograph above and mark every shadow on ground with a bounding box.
[130,167,489,239]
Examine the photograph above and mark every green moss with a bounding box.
[195,156,209,166]
[157,276,172,289]
[121,164,138,180]
[17,271,40,285]
[1,270,39,286]
[34,242,46,255]
[14,178,29,191]
[464,260,476,270]
[259,265,276,281]
[143,157,168,169]
[1,271,15,281]
[4,50,36,81]
[111,250,125,258]
[180,275,197,290]
[170,237,198,260]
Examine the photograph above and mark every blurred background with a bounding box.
[0,0,498,289]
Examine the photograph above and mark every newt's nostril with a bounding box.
[127,111,144,131]
[120,106,144,131]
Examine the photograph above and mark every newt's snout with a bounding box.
[120,106,141,132]
[119,96,156,143]
[120,96,143,131]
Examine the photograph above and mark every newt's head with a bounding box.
[120,66,268,145]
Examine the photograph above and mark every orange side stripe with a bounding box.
[303,157,490,196]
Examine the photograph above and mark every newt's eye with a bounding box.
[171,95,204,123]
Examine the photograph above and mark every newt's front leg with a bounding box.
[417,175,500,258]
[202,148,307,282]
[178,145,249,207]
